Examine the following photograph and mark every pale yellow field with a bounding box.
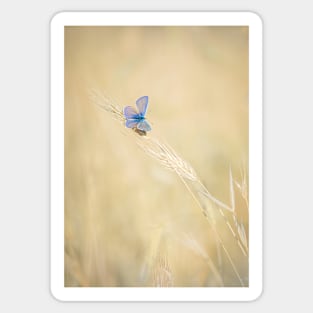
[64,26,249,287]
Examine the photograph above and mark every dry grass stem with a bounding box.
[153,254,173,287]
[89,88,125,123]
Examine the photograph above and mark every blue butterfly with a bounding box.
[123,96,152,133]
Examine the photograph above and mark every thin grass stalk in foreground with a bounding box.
[90,89,249,286]
[153,253,173,287]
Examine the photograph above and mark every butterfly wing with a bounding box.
[124,106,139,120]
[136,96,149,117]
[126,119,141,128]
[137,119,151,132]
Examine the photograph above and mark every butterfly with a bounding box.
[123,96,152,135]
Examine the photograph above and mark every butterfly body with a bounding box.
[132,127,147,136]
[123,96,151,133]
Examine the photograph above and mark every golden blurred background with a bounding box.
[64,26,249,287]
